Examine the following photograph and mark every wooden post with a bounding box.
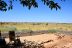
[9,31,15,41]
[0,31,1,37]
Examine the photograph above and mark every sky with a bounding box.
[0,0,72,23]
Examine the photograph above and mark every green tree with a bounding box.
[0,0,65,11]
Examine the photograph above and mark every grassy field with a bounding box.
[0,22,72,32]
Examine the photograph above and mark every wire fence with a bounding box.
[1,30,72,38]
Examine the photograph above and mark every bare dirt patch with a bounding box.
[5,33,72,48]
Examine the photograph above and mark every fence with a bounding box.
[1,30,72,38]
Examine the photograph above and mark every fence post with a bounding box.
[9,31,15,41]
[29,30,33,36]
[0,31,1,37]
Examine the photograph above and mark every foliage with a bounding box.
[0,0,65,11]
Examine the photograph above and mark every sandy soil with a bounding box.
[5,33,72,48]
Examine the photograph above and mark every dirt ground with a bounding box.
[5,33,72,48]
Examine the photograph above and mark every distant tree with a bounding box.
[0,0,65,11]
[46,23,48,25]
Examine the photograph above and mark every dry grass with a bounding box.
[0,22,72,32]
